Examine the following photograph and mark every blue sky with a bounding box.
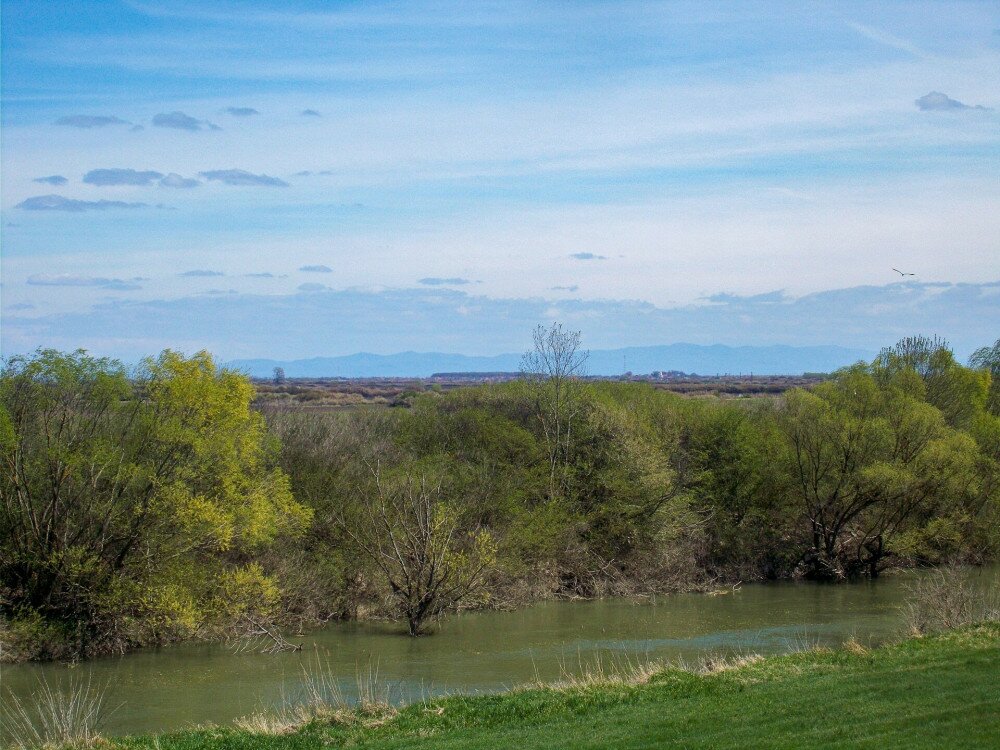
[2,1,998,360]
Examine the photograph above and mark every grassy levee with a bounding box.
[108,624,1000,750]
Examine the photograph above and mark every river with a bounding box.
[3,566,996,738]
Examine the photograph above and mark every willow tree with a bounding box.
[0,349,310,658]
[781,365,986,579]
[970,339,1000,416]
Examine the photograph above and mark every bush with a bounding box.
[904,567,1000,634]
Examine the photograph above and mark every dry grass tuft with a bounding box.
[1,673,116,749]
[695,653,765,674]
[233,651,396,736]
[842,638,869,656]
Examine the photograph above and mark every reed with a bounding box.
[1,673,114,749]
[233,650,395,735]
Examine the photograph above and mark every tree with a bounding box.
[272,366,286,385]
[520,323,588,500]
[970,339,1000,415]
[780,366,981,579]
[683,400,794,579]
[875,336,989,428]
[0,349,310,658]
[338,460,496,636]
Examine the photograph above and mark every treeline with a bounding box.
[1,333,998,659]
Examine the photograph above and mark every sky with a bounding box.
[2,0,998,361]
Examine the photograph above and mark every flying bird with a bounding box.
[892,268,915,277]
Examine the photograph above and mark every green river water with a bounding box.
[3,566,997,739]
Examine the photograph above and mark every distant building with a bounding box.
[649,370,688,380]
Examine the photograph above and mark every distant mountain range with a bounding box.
[228,343,876,378]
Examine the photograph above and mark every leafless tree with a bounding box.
[520,323,589,500]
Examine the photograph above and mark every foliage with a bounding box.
[337,459,497,635]
[969,338,1000,415]
[4,332,999,657]
[779,363,993,579]
[0,349,309,658]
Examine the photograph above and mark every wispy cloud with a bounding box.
[297,282,330,292]
[27,274,143,290]
[199,169,289,186]
[33,175,68,186]
[570,252,606,261]
[54,115,129,128]
[299,264,332,272]
[152,111,219,131]
[159,173,200,188]
[552,285,579,292]
[83,168,164,186]
[845,20,928,58]
[419,277,472,285]
[16,195,149,211]
[180,269,224,277]
[915,91,989,111]
[245,272,281,278]
[224,106,259,117]
[301,109,322,117]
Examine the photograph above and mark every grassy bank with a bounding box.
[87,624,999,750]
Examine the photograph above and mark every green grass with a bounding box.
[114,625,1000,750]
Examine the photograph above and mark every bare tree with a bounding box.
[338,462,496,636]
[272,366,286,385]
[520,323,589,500]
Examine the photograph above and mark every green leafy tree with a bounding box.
[0,349,310,658]
[683,401,795,579]
[781,365,985,579]
[875,336,989,428]
[970,339,1000,415]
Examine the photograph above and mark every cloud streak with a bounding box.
[83,168,164,186]
[33,175,68,185]
[419,277,472,285]
[152,111,219,131]
[54,115,128,128]
[224,107,259,116]
[199,169,289,186]
[158,173,200,188]
[915,91,990,111]
[27,274,143,291]
[16,195,149,211]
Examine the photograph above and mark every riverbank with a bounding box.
[64,623,996,749]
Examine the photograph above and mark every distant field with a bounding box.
[115,624,1000,750]
[252,374,830,410]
